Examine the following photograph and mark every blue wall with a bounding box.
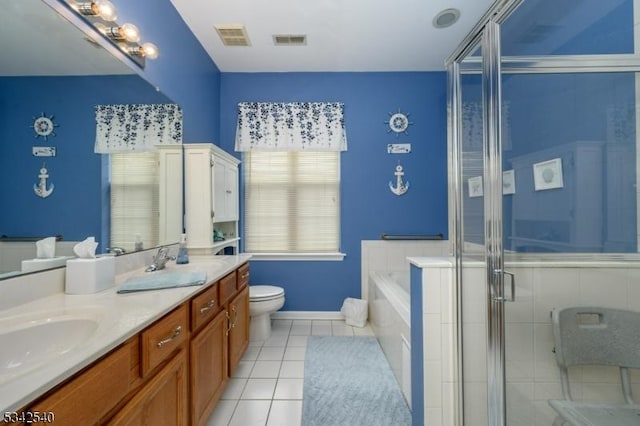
[92,0,222,142]
[2,0,221,247]
[220,72,449,311]
[0,75,168,243]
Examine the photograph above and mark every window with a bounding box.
[243,151,341,256]
[110,152,159,251]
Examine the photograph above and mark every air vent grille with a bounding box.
[273,34,307,46]
[215,25,250,46]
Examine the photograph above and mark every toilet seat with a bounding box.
[250,285,285,302]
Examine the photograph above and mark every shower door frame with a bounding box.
[447,0,640,425]
[447,3,522,425]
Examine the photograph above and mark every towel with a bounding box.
[117,271,207,294]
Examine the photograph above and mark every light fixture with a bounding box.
[128,42,159,60]
[433,8,461,29]
[76,0,117,22]
[67,0,158,66]
[99,22,140,43]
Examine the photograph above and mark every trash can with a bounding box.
[340,297,368,327]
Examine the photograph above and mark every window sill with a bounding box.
[247,252,346,261]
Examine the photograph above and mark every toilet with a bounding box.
[249,285,285,341]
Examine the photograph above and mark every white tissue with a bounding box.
[73,237,99,259]
[36,236,56,259]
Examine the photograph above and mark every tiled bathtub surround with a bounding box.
[408,257,456,426]
[362,240,450,420]
[361,240,450,302]
[460,257,640,426]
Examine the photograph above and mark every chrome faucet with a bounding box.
[145,246,176,272]
[106,247,126,256]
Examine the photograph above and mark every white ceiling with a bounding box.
[1,0,133,76]
[170,0,495,72]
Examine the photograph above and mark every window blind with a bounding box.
[243,151,340,253]
[110,152,160,251]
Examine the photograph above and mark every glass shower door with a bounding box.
[456,24,509,424]
[457,40,490,426]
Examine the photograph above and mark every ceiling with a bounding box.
[1,0,133,76]
[170,0,495,72]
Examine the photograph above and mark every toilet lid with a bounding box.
[250,285,285,301]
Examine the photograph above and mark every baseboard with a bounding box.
[272,311,343,320]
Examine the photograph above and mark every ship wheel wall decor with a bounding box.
[385,109,413,137]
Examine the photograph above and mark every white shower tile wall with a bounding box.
[360,240,450,301]
[409,257,456,426]
[460,260,640,425]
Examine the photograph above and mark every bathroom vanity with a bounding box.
[0,255,250,425]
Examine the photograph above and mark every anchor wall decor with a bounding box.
[34,163,54,198]
[389,163,409,196]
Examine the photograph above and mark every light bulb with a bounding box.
[119,23,140,43]
[141,42,159,59]
[128,42,159,60]
[93,0,117,21]
[76,1,117,22]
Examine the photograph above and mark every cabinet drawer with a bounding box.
[28,338,137,425]
[218,272,236,305]
[237,263,250,289]
[191,283,219,332]
[141,304,188,377]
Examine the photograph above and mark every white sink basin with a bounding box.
[0,307,104,384]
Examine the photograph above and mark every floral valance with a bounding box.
[235,102,347,152]
[94,104,183,153]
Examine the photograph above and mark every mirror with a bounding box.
[0,0,180,279]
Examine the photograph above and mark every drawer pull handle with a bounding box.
[225,311,232,336]
[232,305,238,328]
[199,300,216,314]
[157,326,182,348]
[242,272,250,279]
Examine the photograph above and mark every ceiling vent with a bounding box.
[214,24,251,46]
[273,34,307,46]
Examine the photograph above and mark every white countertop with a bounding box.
[0,254,251,414]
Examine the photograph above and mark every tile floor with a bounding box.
[206,319,374,426]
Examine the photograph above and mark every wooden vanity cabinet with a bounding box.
[189,309,228,426]
[20,263,250,426]
[108,349,188,426]
[140,305,189,377]
[28,338,139,425]
[189,263,250,425]
[228,285,249,375]
[237,263,250,289]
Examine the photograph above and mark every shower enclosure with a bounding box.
[447,0,640,424]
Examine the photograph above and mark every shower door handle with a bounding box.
[493,269,515,302]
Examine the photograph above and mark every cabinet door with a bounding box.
[29,339,137,425]
[109,349,188,426]
[213,158,227,223]
[190,310,229,426]
[224,164,239,221]
[228,286,249,375]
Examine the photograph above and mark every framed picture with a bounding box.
[502,169,515,195]
[533,158,563,191]
[468,176,483,198]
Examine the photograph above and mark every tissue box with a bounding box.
[65,256,116,294]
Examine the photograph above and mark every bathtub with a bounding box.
[368,270,412,407]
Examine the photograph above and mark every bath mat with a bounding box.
[302,336,411,426]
